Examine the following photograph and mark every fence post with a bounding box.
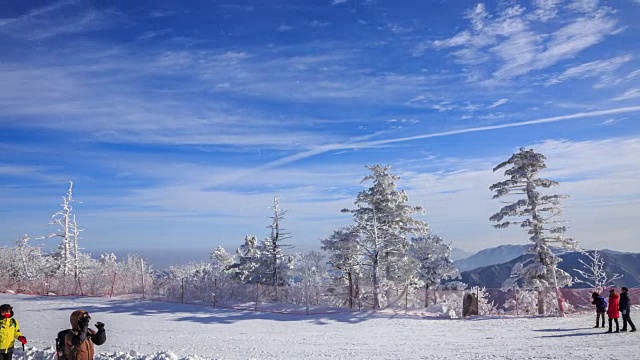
[110,272,117,298]
[405,284,408,314]
[213,278,217,307]
[140,258,145,299]
[255,283,259,311]
[476,287,480,316]
[515,288,519,316]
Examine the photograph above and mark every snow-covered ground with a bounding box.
[3,293,638,360]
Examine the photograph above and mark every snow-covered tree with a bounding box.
[573,250,622,291]
[291,251,330,312]
[490,148,578,315]
[342,165,430,309]
[229,235,261,283]
[229,198,294,294]
[71,214,84,279]
[321,226,362,308]
[43,181,82,277]
[261,196,293,293]
[15,234,44,281]
[409,234,459,307]
[210,245,234,278]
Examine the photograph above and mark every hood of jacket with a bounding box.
[70,309,89,331]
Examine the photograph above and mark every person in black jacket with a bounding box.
[591,292,607,328]
[619,287,636,332]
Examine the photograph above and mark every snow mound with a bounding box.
[425,304,458,318]
[22,348,208,360]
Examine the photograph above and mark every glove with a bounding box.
[95,322,105,330]
[18,336,27,345]
[79,316,90,328]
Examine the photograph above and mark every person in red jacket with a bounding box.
[607,288,620,333]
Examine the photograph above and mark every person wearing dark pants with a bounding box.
[0,304,27,360]
[619,287,637,332]
[592,292,607,327]
[608,288,621,333]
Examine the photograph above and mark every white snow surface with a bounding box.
[2,294,639,360]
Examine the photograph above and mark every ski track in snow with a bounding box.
[2,294,638,360]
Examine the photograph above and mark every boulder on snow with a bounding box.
[463,293,478,317]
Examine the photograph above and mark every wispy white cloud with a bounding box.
[277,24,293,32]
[612,88,640,101]
[428,2,622,81]
[599,118,624,126]
[488,98,509,108]
[0,2,109,41]
[627,70,640,80]
[529,0,562,22]
[567,0,600,13]
[330,0,348,5]
[208,106,640,186]
[546,55,632,86]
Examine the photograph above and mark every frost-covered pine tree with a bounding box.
[342,165,430,309]
[43,181,81,277]
[260,196,293,294]
[229,197,294,294]
[490,148,578,315]
[229,235,261,283]
[321,226,362,308]
[573,250,622,291]
[409,234,459,307]
[210,245,234,278]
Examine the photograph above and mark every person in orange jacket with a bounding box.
[64,310,106,360]
[0,304,27,360]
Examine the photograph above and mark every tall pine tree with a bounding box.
[342,165,429,309]
[490,148,577,315]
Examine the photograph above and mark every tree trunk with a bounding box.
[425,284,429,308]
[348,271,353,309]
[372,253,380,309]
[537,289,545,315]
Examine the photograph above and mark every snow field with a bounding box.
[3,294,639,360]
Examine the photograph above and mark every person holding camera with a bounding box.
[64,310,106,360]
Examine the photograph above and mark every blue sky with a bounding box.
[1,0,640,256]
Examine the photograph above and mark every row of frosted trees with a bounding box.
[3,147,594,315]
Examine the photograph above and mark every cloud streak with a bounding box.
[216,106,640,184]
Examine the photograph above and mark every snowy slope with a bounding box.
[2,294,638,360]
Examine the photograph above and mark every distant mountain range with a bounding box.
[453,244,529,272]
[450,247,474,261]
[458,249,640,288]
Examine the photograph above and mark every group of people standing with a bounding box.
[592,287,636,333]
[0,304,106,360]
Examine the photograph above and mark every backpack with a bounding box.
[55,329,75,360]
[598,296,608,308]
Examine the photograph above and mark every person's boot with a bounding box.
[621,329,627,332]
